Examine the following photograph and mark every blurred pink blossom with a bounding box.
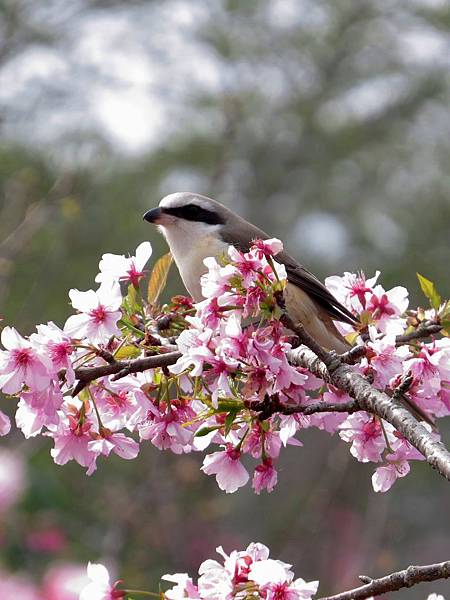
[43,563,90,600]
[27,526,67,554]
[0,409,11,435]
[0,448,26,512]
[0,570,40,600]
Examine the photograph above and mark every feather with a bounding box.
[219,211,357,326]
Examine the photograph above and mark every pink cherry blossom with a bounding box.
[16,398,56,438]
[367,327,409,389]
[249,558,319,600]
[49,405,98,475]
[95,241,152,287]
[339,413,392,463]
[306,389,351,433]
[252,237,284,257]
[260,578,319,600]
[201,446,249,493]
[227,246,263,287]
[325,271,380,313]
[139,398,196,454]
[32,322,75,383]
[20,382,64,430]
[162,573,201,599]
[367,284,408,335]
[249,558,294,587]
[90,374,153,432]
[372,461,410,493]
[244,424,282,459]
[404,344,442,398]
[79,563,125,600]
[64,281,122,345]
[371,433,427,493]
[170,326,215,377]
[200,256,236,299]
[88,431,140,460]
[0,326,51,394]
[252,459,278,494]
[1,232,448,497]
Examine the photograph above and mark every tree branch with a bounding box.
[72,351,181,396]
[277,305,450,482]
[251,394,360,421]
[396,321,442,345]
[71,306,450,481]
[282,399,360,417]
[318,559,450,600]
[287,343,450,482]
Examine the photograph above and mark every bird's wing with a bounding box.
[220,216,358,326]
[278,255,357,325]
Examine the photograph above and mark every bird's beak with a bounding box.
[143,207,163,224]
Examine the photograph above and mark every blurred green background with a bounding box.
[0,0,449,598]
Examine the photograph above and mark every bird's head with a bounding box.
[143,192,228,238]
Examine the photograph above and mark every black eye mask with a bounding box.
[163,204,225,225]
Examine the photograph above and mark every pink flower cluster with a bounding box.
[0,245,151,475]
[0,238,448,494]
[326,272,450,491]
[166,248,450,494]
[79,542,319,600]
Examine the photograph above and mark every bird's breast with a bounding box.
[164,230,229,301]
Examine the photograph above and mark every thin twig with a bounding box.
[396,322,442,345]
[282,400,360,416]
[251,394,360,420]
[339,345,367,364]
[318,559,450,600]
[72,351,181,396]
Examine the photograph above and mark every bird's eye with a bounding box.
[184,204,201,217]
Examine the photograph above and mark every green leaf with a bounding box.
[441,319,450,337]
[216,400,244,412]
[417,273,441,311]
[119,318,145,337]
[345,330,360,346]
[195,425,220,437]
[224,410,238,436]
[440,300,450,319]
[114,345,141,360]
[148,252,173,305]
[121,283,141,319]
[125,283,138,310]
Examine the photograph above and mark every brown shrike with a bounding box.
[143,192,357,352]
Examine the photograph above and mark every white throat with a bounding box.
[160,224,228,301]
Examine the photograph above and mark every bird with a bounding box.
[143,192,358,352]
